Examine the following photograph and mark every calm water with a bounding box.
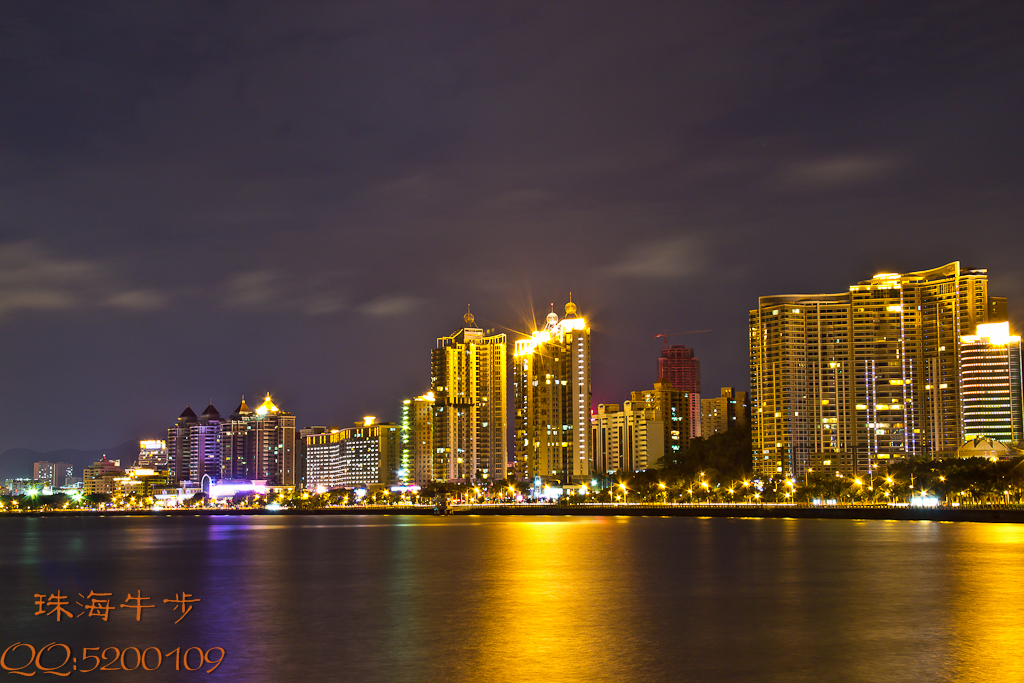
[1,514,1022,682]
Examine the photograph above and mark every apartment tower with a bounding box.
[431,311,507,482]
[513,300,592,484]
[750,262,1001,479]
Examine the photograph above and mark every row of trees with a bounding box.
[612,425,1024,505]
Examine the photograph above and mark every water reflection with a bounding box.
[2,516,1024,682]
[949,524,1024,682]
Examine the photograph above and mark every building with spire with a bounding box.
[431,309,507,482]
[223,394,296,486]
[166,394,295,486]
[513,299,592,484]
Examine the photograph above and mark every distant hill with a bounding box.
[0,441,139,480]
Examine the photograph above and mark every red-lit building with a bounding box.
[657,345,701,438]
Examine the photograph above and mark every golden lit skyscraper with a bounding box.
[513,300,592,484]
[750,262,1002,479]
[431,311,507,482]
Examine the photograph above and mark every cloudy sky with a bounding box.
[0,1,1021,454]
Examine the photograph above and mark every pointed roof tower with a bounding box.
[178,405,197,421]
[234,395,252,415]
[255,393,280,416]
[201,402,221,419]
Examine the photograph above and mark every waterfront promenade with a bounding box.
[4,503,1024,523]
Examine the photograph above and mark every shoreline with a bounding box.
[3,504,1024,523]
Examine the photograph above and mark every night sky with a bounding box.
[1,2,1021,455]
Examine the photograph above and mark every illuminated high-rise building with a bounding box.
[431,311,507,482]
[657,345,701,438]
[303,426,341,491]
[401,392,435,484]
[190,403,224,483]
[591,402,663,473]
[33,461,74,489]
[750,262,1002,479]
[165,403,224,482]
[167,406,197,481]
[303,418,402,489]
[337,417,401,487]
[222,395,296,485]
[959,322,1023,444]
[513,300,592,484]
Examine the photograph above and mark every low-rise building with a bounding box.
[113,467,175,500]
[4,478,47,496]
[83,456,124,496]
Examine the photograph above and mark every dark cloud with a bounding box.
[0,1,1021,455]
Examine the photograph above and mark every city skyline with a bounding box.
[1,274,1020,465]
[3,6,1023,682]
[0,3,1021,461]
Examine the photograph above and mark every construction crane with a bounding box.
[655,329,711,348]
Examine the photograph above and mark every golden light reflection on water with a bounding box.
[7,515,1024,682]
[458,517,645,683]
[949,524,1024,683]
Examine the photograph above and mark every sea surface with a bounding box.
[1,514,1022,682]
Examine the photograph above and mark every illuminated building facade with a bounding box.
[33,461,74,488]
[222,395,296,486]
[591,402,663,473]
[513,300,592,483]
[700,388,749,437]
[137,440,169,468]
[750,262,1002,479]
[401,393,435,484]
[335,418,401,487]
[83,456,124,496]
[189,403,224,483]
[658,345,701,438]
[303,426,341,490]
[630,379,688,467]
[431,311,507,482]
[114,467,174,500]
[167,406,197,480]
[959,322,1023,444]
